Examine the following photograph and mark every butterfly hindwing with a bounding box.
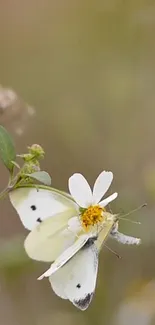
[24,210,78,262]
[38,234,90,277]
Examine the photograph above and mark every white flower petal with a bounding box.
[68,173,93,208]
[92,171,113,204]
[99,192,118,207]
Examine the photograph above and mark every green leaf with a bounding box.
[25,171,52,185]
[0,126,16,172]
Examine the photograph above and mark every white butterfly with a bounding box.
[9,171,141,310]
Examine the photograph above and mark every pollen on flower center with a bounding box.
[80,205,106,230]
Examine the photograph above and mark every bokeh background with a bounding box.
[0,1,155,324]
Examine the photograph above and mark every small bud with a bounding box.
[15,161,40,186]
[28,144,45,159]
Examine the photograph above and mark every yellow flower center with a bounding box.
[80,205,106,231]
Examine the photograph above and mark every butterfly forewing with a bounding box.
[49,243,98,310]
[9,187,77,230]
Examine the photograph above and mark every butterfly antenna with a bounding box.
[118,217,141,225]
[119,203,147,220]
[103,243,122,259]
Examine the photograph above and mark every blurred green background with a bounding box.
[0,0,155,324]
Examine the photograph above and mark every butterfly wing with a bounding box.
[9,186,77,230]
[24,210,78,262]
[49,243,98,310]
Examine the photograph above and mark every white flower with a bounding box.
[68,171,118,231]
[69,171,117,208]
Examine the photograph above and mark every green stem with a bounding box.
[0,186,11,200]
[14,183,75,202]
[0,172,20,201]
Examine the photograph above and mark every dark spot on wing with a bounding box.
[76,283,81,288]
[74,293,94,310]
[30,205,37,211]
[37,218,42,223]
